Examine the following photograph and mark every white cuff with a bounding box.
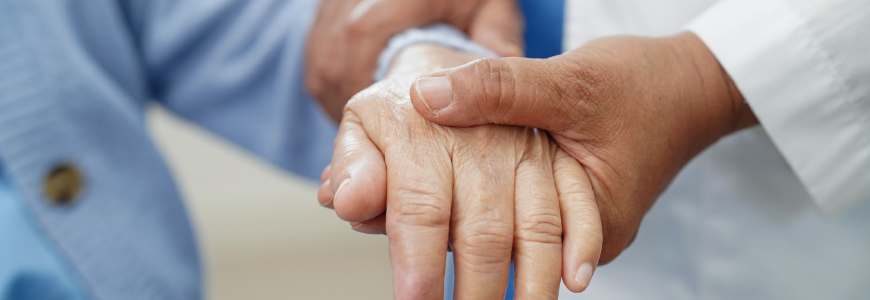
[687,0,870,215]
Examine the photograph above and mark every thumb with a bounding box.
[410,57,576,131]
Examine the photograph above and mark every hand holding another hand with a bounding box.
[409,32,759,264]
[317,44,604,299]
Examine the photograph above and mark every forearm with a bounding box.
[666,32,758,157]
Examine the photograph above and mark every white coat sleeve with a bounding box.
[686,0,870,215]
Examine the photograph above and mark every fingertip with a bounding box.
[332,163,387,222]
[561,228,601,293]
[317,179,334,209]
[408,60,492,128]
[409,76,446,122]
[320,165,332,183]
[330,114,388,223]
[349,212,387,235]
[350,222,387,235]
[563,262,595,293]
[413,56,543,129]
[562,238,603,294]
[576,262,594,291]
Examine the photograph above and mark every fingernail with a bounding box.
[415,77,451,111]
[575,262,593,289]
[333,178,351,203]
[320,197,334,208]
[351,222,386,235]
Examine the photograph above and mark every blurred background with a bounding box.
[146,105,392,299]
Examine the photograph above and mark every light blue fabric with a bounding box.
[0,171,90,300]
[0,0,560,299]
[374,24,498,80]
[0,0,335,299]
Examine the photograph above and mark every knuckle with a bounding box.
[347,15,378,37]
[308,58,344,90]
[454,218,514,264]
[469,58,517,118]
[305,77,324,98]
[515,209,563,244]
[390,187,451,228]
[394,272,442,300]
[460,218,514,244]
[567,218,604,252]
[571,211,603,240]
[321,62,344,84]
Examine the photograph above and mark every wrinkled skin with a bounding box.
[317,45,603,299]
[326,33,762,295]
[306,0,524,122]
[408,33,760,269]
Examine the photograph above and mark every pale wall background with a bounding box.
[147,106,392,299]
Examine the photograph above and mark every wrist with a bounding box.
[375,24,497,80]
[668,32,756,155]
[722,68,759,132]
[387,44,482,79]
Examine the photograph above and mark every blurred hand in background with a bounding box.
[306,0,525,122]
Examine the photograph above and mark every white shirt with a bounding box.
[561,0,870,299]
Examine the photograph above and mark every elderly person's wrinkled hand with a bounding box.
[306,0,525,122]
[316,44,603,299]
